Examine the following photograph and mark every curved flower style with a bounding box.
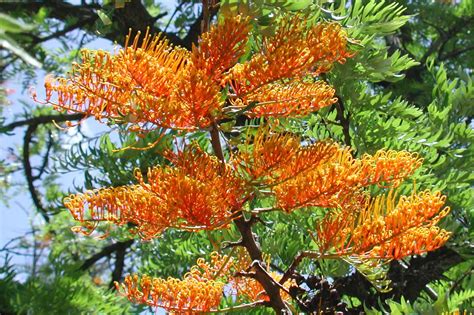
[65,185,174,239]
[64,145,248,239]
[40,15,351,131]
[315,190,451,259]
[191,15,251,82]
[44,32,196,130]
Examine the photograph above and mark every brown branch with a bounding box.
[29,17,96,46]
[234,216,290,314]
[80,239,134,272]
[182,1,219,49]
[13,113,86,222]
[0,0,185,48]
[109,240,131,289]
[2,113,85,132]
[440,44,474,61]
[210,122,225,162]
[401,16,474,83]
[23,124,49,222]
[280,251,320,285]
[32,131,53,180]
[334,96,352,148]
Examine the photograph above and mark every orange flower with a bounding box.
[43,31,192,129]
[315,190,451,259]
[273,147,422,211]
[167,65,223,129]
[141,145,248,227]
[233,127,339,184]
[40,15,353,127]
[43,28,224,131]
[355,150,422,187]
[233,271,295,303]
[115,252,234,312]
[238,79,338,118]
[65,145,248,239]
[191,15,251,82]
[234,128,421,212]
[65,185,174,239]
[225,19,350,96]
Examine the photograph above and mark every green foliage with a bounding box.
[52,128,172,190]
[0,256,129,314]
[0,13,41,68]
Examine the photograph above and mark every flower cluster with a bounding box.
[65,145,248,239]
[232,128,423,212]
[315,190,451,259]
[41,14,350,132]
[225,19,351,95]
[44,10,453,310]
[116,252,289,312]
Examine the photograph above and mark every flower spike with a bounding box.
[43,29,225,131]
[239,79,338,118]
[192,15,251,82]
[65,185,172,239]
[65,145,249,239]
[225,19,351,96]
[315,190,451,259]
[116,253,233,312]
[273,147,422,211]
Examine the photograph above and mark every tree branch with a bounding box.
[29,16,96,46]
[334,96,352,148]
[5,112,85,221]
[440,44,474,61]
[0,0,185,48]
[334,246,464,308]
[234,216,290,314]
[23,124,49,222]
[80,239,134,271]
[109,240,131,289]
[2,113,85,132]
[32,130,53,180]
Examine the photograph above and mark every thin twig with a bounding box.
[205,300,266,313]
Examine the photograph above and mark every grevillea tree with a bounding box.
[36,2,453,314]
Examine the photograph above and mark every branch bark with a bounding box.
[334,246,464,308]
[2,113,85,132]
[234,217,291,314]
[80,239,134,271]
[109,240,132,289]
[209,120,289,313]
[12,113,86,222]
[23,124,49,222]
[334,96,352,148]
